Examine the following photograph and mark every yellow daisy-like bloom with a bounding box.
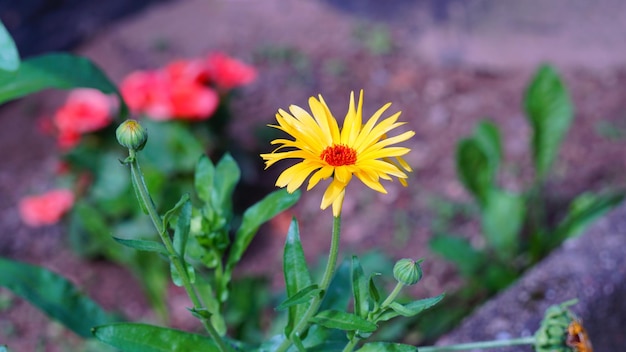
[260,90,415,217]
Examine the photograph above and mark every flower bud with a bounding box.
[116,119,148,151]
[393,258,423,286]
[534,300,592,352]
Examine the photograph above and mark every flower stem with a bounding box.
[381,282,404,308]
[275,215,342,352]
[417,336,536,351]
[128,151,230,352]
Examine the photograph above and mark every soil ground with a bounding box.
[2,0,626,350]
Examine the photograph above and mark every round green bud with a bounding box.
[116,119,148,151]
[393,258,423,286]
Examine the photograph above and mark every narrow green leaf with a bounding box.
[311,310,377,332]
[368,273,382,307]
[169,261,183,287]
[0,53,127,117]
[162,194,190,232]
[283,218,313,335]
[173,198,192,258]
[194,155,215,203]
[276,284,321,310]
[472,120,502,171]
[357,342,417,352]
[112,237,168,256]
[481,189,525,257]
[0,20,20,71]
[226,189,300,272]
[0,257,116,338]
[351,256,370,319]
[92,323,225,352]
[524,65,574,179]
[554,191,624,244]
[455,138,493,206]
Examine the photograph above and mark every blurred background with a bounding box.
[1,0,626,351]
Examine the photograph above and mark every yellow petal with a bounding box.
[321,180,347,210]
[331,189,346,217]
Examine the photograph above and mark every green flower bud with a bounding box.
[533,300,592,352]
[116,119,148,151]
[393,258,423,286]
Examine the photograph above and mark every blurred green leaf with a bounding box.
[429,234,485,278]
[0,53,127,116]
[92,323,225,352]
[472,120,502,170]
[173,197,192,258]
[524,65,574,179]
[276,284,321,311]
[283,218,313,336]
[481,189,525,258]
[320,259,351,311]
[195,155,215,204]
[141,120,204,174]
[351,256,370,319]
[357,342,417,352]
[554,191,624,244]
[112,237,167,256]
[213,154,240,213]
[311,310,377,332]
[0,257,117,338]
[456,138,492,206]
[0,20,20,72]
[162,194,190,233]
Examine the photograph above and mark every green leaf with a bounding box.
[282,218,313,335]
[377,294,444,322]
[311,310,377,332]
[276,284,321,311]
[554,191,624,244]
[0,257,117,338]
[194,155,215,203]
[429,234,485,278]
[320,259,351,311]
[481,189,525,257]
[225,189,300,276]
[357,342,417,352]
[472,120,502,170]
[173,198,192,258]
[351,256,370,319]
[0,20,19,71]
[368,273,382,306]
[213,154,240,212]
[524,65,574,179]
[92,323,225,352]
[0,53,127,117]
[112,237,168,256]
[455,138,492,206]
[162,194,190,233]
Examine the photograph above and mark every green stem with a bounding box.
[128,151,230,352]
[381,282,404,308]
[417,336,535,351]
[342,337,360,352]
[275,215,343,352]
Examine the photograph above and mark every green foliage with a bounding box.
[0,258,117,338]
[0,20,19,72]
[427,64,624,339]
[0,53,127,116]
[92,323,224,352]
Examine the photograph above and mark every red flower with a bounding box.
[53,89,115,149]
[206,52,257,90]
[121,60,219,121]
[18,189,75,227]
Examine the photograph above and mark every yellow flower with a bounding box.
[260,90,415,217]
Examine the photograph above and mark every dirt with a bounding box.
[2,0,626,351]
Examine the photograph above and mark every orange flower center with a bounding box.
[320,144,357,166]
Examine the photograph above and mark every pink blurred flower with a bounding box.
[206,52,257,89]
[18,189,75,227]
[121,59,219,120]
[53,89,115,149]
